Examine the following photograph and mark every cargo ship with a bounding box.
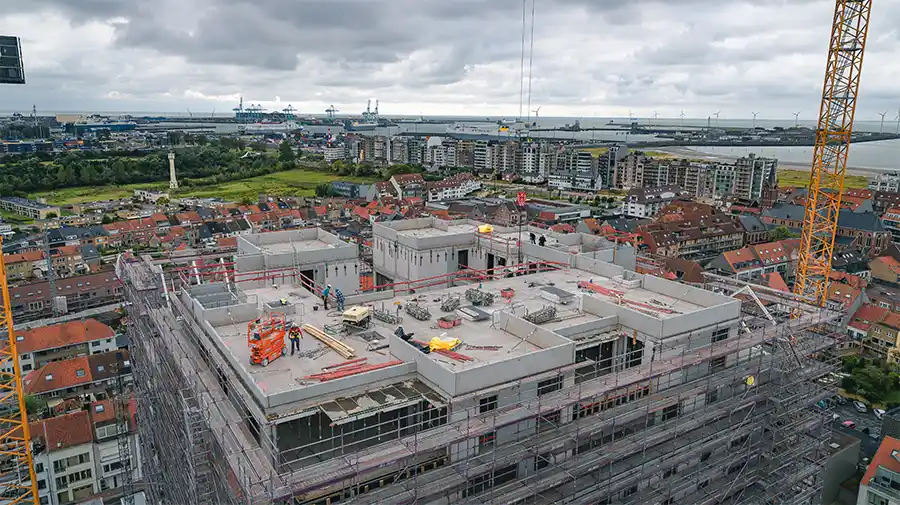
[238,121,302,134]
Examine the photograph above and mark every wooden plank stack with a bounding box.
[301,324,356,359]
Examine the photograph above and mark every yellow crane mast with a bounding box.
[794,0,873,305]
[0,238,40,504]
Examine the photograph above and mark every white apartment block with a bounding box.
[869,171,900,193]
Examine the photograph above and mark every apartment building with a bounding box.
[425,173,482,202]
[548,149,597,190]
[389,173,427,199]
[869,171,900,193]
[624,186,691,218]
[14,318,118,374]
[733,154,777,201]
[637,213,745,261]
[31,401,141,505]
[520,142,545,183]
[871,255,900,284]
[0,196,60,220]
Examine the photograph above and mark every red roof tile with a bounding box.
[29,411,93,452]
[761,272,789,292]
[17,319,114,354]
[23,356,92,395]
[863,437,900,486]
[5,250,44,264]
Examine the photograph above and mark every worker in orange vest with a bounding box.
[289,326,302,355]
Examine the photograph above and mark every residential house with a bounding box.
[425,173,482,202]
[8,270,123,323]
[884,207,900,244]
[871,255,900,285]
[866,284,900,313]
[624,186,690,218]
[635,213,744,262]
[390,173,427,199]
[30,401,141,505]
[761,203,892,256]
[856,437,900,505]
[14,319,118,374]
[4,249,45,282]
[737,215,769,245]
[23,350,132,403]
[874,191,900,216]
[132,189,169,203]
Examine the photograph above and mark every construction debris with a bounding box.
[523,305,558,325]
[373,308,402,324]
[465,288,494,306]
[301,324,356,359]
[434,349,474,362]
[296,347,330,359]
[458,305,490,321]
[441,297,461,312]
[464,344,502,351]
[303,360,403,381]
[405,302,431,321]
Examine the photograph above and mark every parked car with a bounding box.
[874,408,886,420]
[832,413,841,422]
[842,420,856,429]
[835,395,848,406]
[854,401,868,413]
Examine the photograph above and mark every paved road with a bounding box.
[832,401,882,438]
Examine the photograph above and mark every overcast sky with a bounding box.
[2,0,899,120]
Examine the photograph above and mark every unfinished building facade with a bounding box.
[118,224,843,505]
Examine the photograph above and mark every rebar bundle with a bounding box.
[373,308,402,324]
[405,302,431,321]
[523,305,557,325]
[465,288,494,306]
[441,297,461,312]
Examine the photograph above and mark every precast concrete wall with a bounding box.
[642,274,734,308]
[553,317,619,340]
[267,362,416,409]
[237,235,261,255]
[574,255,626,279]
[523,242,573,267]
[389,333,456,395]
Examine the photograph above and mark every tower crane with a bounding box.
[794,0,872,306]
[0,238,40,505]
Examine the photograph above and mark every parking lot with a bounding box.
[831,399,882,440]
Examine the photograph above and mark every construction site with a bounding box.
[114,219,845,505]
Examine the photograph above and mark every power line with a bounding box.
[518,0,527,121]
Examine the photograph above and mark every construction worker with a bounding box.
[289,326,302,355]
[322,284,331,310]
[335,288,345,312]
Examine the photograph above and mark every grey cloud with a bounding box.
[2,0,899,119]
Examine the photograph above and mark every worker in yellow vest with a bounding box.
[289,326,302,355]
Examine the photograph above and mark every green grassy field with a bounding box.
[0,209,35,225]
[33,182,167,205]
[32,169,379,205]
[777,169,869,189]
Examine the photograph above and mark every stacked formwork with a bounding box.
[121,253,841,505]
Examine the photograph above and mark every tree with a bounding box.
[24,395,47,416]
[278,141,295,163]
[315,183,333,197]
[101,214,114,224]
[45,212,58,219]
[769,225,797,241]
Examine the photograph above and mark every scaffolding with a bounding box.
[118,253,843,505]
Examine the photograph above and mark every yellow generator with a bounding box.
[342,306,372,329]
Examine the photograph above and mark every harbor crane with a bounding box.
[794,0,873,307]
[326,105,339,121]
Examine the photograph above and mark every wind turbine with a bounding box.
[793,111,801,127]
[879,111,887,133]
[895,109,900,134]
[532,106,542,118]
[679,110,686,127]
[713,110,720,126]
[652,111,659,127]
[751,112,759,129]
[628,109,634,122]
